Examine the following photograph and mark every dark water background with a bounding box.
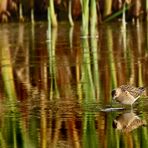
[0,21,148,148]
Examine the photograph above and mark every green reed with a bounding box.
[103,0,112,18]
[106,25,117,88]
[49,0,58,27]
[19,1,24,21]
[31,12,34,23]
[81,0,99,101]
[1,0,148,23]
[81,0,89,35]
[83,113,98,148]
[0,46,33,148]
[141,124,148,147]
[107,113,119,148]
[69,27,74,50]
[0,131,6,148]
[104,4,130,22]
[81,37,95,102]
[146,0,148,20]
[47,22,59,99]
[90,35,100,99]
[68,0,74,26]
[122,2,126,30]
[1,48,17,102]
[90,0,97,35]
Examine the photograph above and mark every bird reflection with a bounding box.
[112,111,147,133]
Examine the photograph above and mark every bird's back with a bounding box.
[120,85,145,98]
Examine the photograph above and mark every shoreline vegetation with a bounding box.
[0,0,148,24]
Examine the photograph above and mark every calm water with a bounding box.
[0,21,148,148]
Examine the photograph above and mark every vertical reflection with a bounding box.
[69,26,74,50]
[83,114,98,148]
[47,22,60,148]
[40,92,47,148]
[129,22,144,86]
[0,28,17,102]
[81,36,95,102]
[126,26,134,84]
[47,26,59,99]
[0,25,29,148]
[90,28,100,100]
[136,22,143,86]
[0,28,17,148]
[76,45,82,101]
[106,25,117,96]
[81,27,98,147]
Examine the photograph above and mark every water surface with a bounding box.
[0,21,148,148]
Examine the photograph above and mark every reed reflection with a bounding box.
[0,21,148,148]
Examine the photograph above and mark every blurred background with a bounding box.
[0,0,148,148]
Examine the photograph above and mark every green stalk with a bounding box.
[104,4,131,22]
[90,0,99,99]
[1,47,17,102]
[69,27,73,50]
[81,0,89,35]
[30,0,34,24]
[122,3,126,30]
[141,127,148,147]
[103,0,112,18]
[31,8,34,24]
[91,39,100,100]
[0,131,6,148]
[90,0,97,35]
[49,0,58,27]
[146,0,148,21]
[81,38,95,102]
[47,21,59,99]
[19,2,24,22]
[122,3,127,58]
[82,113,98,148]
[68,0,74,26]
[106,26,117,88]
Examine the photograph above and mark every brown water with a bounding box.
[0,21,148,148]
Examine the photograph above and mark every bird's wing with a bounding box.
[120,85,143,98]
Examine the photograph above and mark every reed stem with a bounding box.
[68,0,74,26]
[90,0,97,35]
[103,0,112,18]
[49,0,58,27]
[146,0,148,21]
[81,0,89,35]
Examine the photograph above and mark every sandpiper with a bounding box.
[111,85,145,107]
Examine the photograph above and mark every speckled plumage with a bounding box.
[112,85,145,106]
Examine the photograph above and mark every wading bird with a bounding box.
[111,85,145,108]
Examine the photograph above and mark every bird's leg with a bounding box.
[111,101,113,110]
[121,104,124,109]
[111,99,114,109]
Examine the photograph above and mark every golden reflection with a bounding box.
[113,111,147,133]
[0,21,148,148]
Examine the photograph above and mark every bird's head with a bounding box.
[111,88,121,99]
[112,119,122,129]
